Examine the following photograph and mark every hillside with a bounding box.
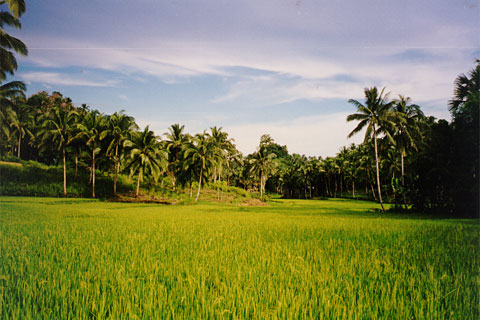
[0,160,257,205]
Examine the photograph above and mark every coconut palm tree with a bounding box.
[104,111,137,196]
[208,126,234,183]
[75,110,107,198]
[343,144,359,199]
[449,59,479,119]
[347,87,395,212]
[124,126,167,197]
[7,96,33,158]
[0,0,27,148]
[2,0,25,18]
[249,145,277,199]
[164,123,188,189]
[183,131,216,202]
[0,80,24,153]
[39,106,78,195]
[392,95,424,208]
[0,1,27,81]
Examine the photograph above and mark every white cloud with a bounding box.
[20,71,118,87]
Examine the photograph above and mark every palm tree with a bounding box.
[3,0,26,18]
[392,95,424,208]
[0,2,28,81]
[164,123,188,189]
[347,87,395,212]
[0,0,27,149]
[183,131,215,202]
[124,126,166,197]
[104,111,137,196]
[7,96,33,158]
[75,110,107,198]
[343,144,359,199]
[249,145,277,199]
[208,126,234,183]
[449,59,479,120]
[39,106,78,195]
[0,80,24,153]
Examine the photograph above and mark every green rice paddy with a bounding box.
[0,197,478,319]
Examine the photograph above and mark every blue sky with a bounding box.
[8,0,480,157]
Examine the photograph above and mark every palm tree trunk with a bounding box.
[195,167,203,202]
[92,147,96,198]
[401,153,407,210]
[260,172,264,198]
[352,180,356,199]
[75,152,78,178]
[340,175,343,197]
[62,146,67,196]
[370,183,377,201]
[136,171,141,197]
[334,176,337,198]
[373,127,385,212]
[324,178,329,197]
[114,143,119,196]
[17,134,21,158]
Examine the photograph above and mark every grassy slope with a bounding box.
[0,197,478,318]
[0,161,253,204]
[0,161,134,198]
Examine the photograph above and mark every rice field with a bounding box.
[0,197,478,319]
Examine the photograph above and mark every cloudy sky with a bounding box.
[10,0,480,157]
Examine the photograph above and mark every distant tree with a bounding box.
[449,60,479,217]
[250,136,277,198]
[208,126,234,183]
[183,132,216,202]
[7,96,33,158]
[347,87,395,212]
[39,106,78,195]
[104,111,137,196]
[125,126,167,197]
[0,80,24,154]
[164,123,188,189]
[75,110,107,198]
[392,95,424,208]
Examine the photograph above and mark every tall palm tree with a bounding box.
[7,96,33,158]
[343,144,359,199]
[124,126,167,197]
[75,110,107,198]
[249,145,277,199]
[104,111,137,196]
[449,59,479,120]
[39,106,78,196]
[208,126,234,183]
[164,123,188,189]
[183,131,215,202]
[392,95,424,208]
[0,80,24,153]
[347,87,395,212]
[0,1,27,81]
[0,0,27,149]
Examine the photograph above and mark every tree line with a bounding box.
[0,1,478,216]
